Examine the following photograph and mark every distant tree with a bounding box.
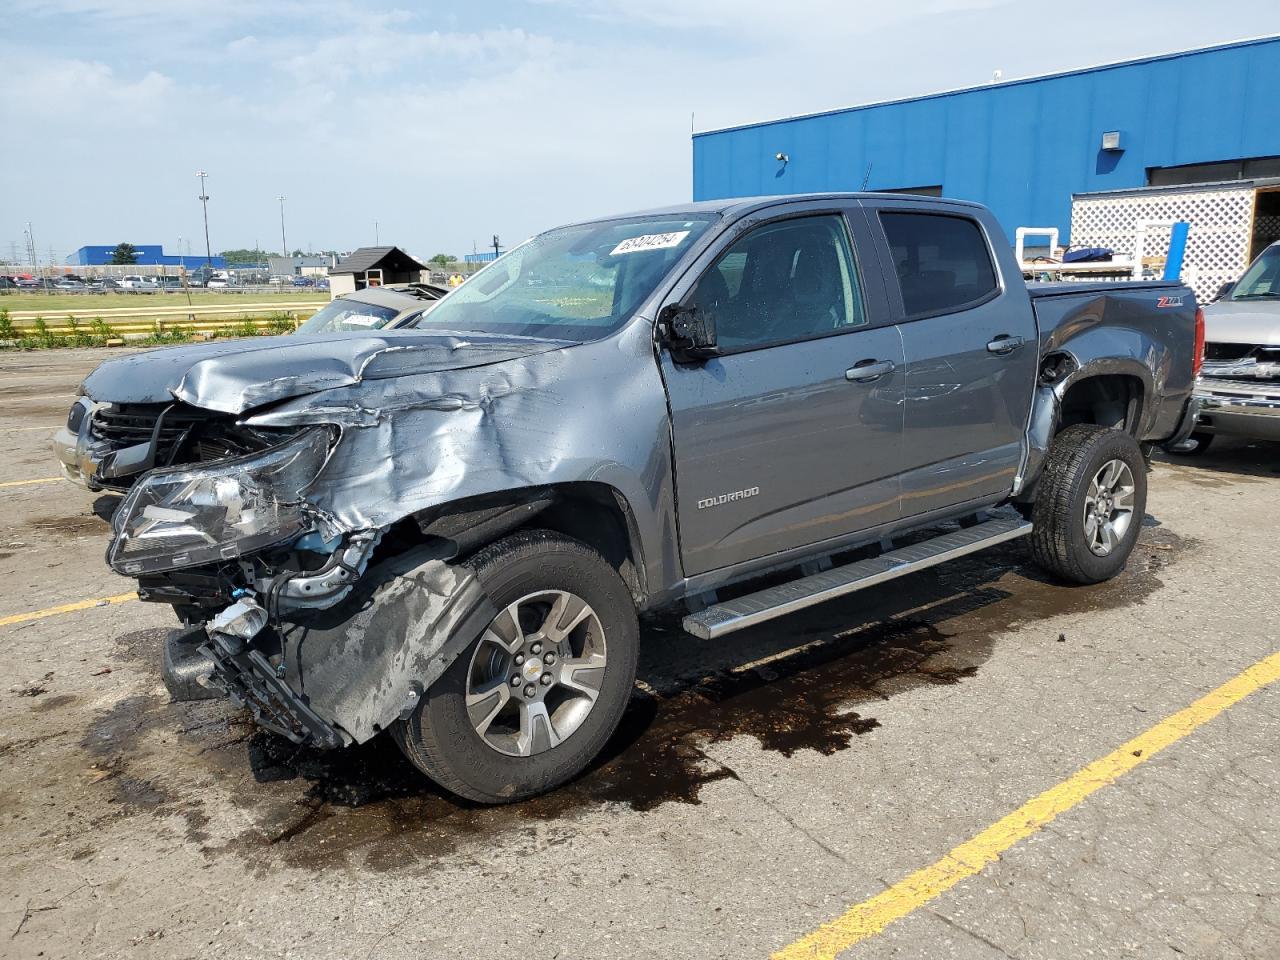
[110,242,138,265]
[220,248,269,265]
[429,253,456,266]
[291,248,304,258]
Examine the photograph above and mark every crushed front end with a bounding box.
[107,425,495,749]
[54,396,298,492]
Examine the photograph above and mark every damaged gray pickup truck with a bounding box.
[71,194,1201,803]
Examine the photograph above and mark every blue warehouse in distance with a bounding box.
[67,245,226,269]
[692,36,1280,247]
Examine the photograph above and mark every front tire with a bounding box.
[392,531,639,804]
[1030,424,1148,585]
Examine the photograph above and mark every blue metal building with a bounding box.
[692,36,1280,246]
[67,245,226,269]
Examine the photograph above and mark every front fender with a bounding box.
[281,544,497,744]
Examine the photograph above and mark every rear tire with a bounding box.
[1030,424,1147,585]
[392,531,639,804]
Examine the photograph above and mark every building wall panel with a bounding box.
[692,37,1280,246]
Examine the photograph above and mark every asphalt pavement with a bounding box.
[1,348,1277,959]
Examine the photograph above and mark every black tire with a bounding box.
[1164,431,1214,456]
[1030,424,1148,585]
[391,530,639,804]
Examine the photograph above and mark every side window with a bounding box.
[688,215,865,351]
[879,212,998,319]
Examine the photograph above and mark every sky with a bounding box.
[0,1,1274,265]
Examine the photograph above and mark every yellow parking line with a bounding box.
[0,477,62,489]
[0,592,137,628]
[773,648,1280,960]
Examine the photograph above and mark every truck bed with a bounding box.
[1025,279,1182,299]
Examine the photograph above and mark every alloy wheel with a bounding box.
[1082,458,1136,557]
[464,590,608,757]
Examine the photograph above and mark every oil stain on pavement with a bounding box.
[63,525,1186,873]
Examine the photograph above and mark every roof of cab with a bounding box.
[563,192,984,228]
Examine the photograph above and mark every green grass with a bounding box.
[0,306,300,350]
[0,291,329,312]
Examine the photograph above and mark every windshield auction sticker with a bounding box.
[611,231,690,256]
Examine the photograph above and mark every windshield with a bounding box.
[296,298,402,334]
[1231,245,1280,300]
[414,214,718,341]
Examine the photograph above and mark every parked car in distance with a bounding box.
[0,277,18,289]
[1168,239,1280,454]
[118,275,159,291]
[206,277,231,288]
[66,194,1198,805]
[54,279,87,290]
[291,276,314,287]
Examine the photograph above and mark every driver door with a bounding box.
[658,209,906,577]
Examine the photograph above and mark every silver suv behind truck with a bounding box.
[72,194,1199,803]
[1168,240,1280,454]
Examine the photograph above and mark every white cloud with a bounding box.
[0,50,175,124]
[2,1,1275,261]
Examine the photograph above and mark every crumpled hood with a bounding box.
[79,329,574,414]
[1202,300,1280,346]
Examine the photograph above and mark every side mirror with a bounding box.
[659,302,718,363]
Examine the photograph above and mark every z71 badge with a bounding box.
[1156,295,1184,308]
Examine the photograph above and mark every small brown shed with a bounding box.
[328,246,429,297]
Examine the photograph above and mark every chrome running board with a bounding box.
[681,515,1032,640]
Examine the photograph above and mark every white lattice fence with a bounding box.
[1071,186,1255,303]
[1253,214,1280,250]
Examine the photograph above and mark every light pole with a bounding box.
[277,196,288,259]
[196,171,212,269]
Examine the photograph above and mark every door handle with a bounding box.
[986,335,1025,355]
[846,358,896,382]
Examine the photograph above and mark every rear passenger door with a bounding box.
[862,203,1037,517]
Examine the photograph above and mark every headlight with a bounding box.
[108,428,333,576]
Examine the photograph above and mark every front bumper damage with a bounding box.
[95,329,637,748]
[54,395,296,492]
[160,544,497,748]
[53,397,107,489]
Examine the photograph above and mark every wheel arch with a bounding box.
[1018,362,1151,502]
[1054,367,1148,436]
[411,481,650,608]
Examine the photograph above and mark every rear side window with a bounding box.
[880,212,998,318]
